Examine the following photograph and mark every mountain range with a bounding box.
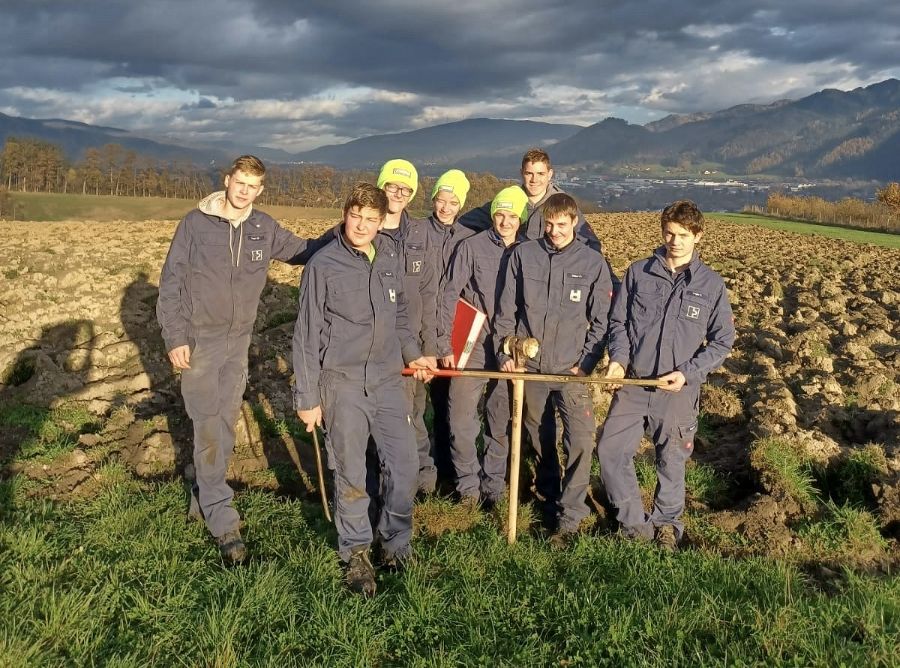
[3,79,900,180]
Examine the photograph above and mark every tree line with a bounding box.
[0,137,513,212]
[760,186,900,234]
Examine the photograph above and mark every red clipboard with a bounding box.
[450,298,486,370]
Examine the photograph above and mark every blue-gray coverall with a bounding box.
[157,205,327,538]
[423,214,479,484]
[381,211,439,492]
[292,231,422,562]
[596,247,735,540]
[437,229,518,502]
[494,238,614,532]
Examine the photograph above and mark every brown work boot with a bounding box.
[548,528,577,550]
[217,529,247,564]
[381,549,415,574]
[654,524,678,552]
[346,548,377,597]
[459,495,481,513]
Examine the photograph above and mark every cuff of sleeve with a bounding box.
[401,342,423,364]
[164,334,189,352]
[293,391,319,412]
[578,356,599,376]
[675,364,701,385]
[610,355,630,369]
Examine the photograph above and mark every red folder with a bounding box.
[450,298,486,370]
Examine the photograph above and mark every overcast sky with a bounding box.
[1,1,899,152]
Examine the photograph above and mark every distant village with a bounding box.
[554,169,878,212]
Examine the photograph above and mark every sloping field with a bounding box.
[0,213,897,664]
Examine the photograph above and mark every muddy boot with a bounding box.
[217,529,247,564]
[380,548,414,574]
[654,524,678,552]
[346,548,377,597]
[547,528,577,550]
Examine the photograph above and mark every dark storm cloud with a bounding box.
[0,0,897,149]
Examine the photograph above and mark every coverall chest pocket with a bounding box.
[561,272,589,309]
[522,267,546,305]
[326,275,369,322]
[474,257,499,295]
[678,290,709,327]
[631,284,667,321]
[405,243,425,276]
[243,232,271,270]
[195,232,230,268]
[379,271,400,312]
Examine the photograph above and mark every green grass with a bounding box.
[796,502,888,564]
[750,437,819,507]
[0,473,896,666]
[0,402,101,464]
[816,445,890,508]
[711,212,900,249]
[7,192,339,222]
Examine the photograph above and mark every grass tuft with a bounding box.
[750,437,819,506]
[796,502,888,565]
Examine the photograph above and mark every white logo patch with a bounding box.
[392,167,411,178]
[412,260,422,273]
[686,305,700,319]
[389,289,397,303]
[250,249,263,261]
[569,289,582,303]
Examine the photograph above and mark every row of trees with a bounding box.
[0,137,514,210]
[0,138,215,200]
[763,188,900,234]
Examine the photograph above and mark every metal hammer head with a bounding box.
[502,336,540,361]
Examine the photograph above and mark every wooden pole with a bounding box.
[401,368,668,388]
[507,352,526,544]
[312,427,332,523]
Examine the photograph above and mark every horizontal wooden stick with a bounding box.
[402,368,669,387]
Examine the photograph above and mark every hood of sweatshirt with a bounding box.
[198,191,252,228]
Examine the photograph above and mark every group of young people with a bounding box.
[157,149,735,597]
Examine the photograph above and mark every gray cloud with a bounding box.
[0,0,897,151]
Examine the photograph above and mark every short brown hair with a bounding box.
[661,199,704,234]
[343,182,389,218]
[521,148,552,170]
[227,155,266,181]
[542,192,578,221]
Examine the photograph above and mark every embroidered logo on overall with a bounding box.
[569,289,582,303]
[250,249,263,261]
[685,305,700,319]
[412,260,422,273]
[388,289,397,303]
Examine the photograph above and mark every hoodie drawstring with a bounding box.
[228,220,244,268]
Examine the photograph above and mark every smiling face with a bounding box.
[521,160,553,199]
[343,205,384,251]
[382,182,413,214]
[662,221,702,268]
[223,169,264,215]
[433,191,461,225]
[544,212,577,249]
[492,210,521,246]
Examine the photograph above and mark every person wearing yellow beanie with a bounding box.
[374,158,441,496]
[377,158,418,226]
[490,185,529,223]
[431,169,470,225]
[422,168,472,489]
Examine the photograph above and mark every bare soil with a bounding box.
[1,214,898,568]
